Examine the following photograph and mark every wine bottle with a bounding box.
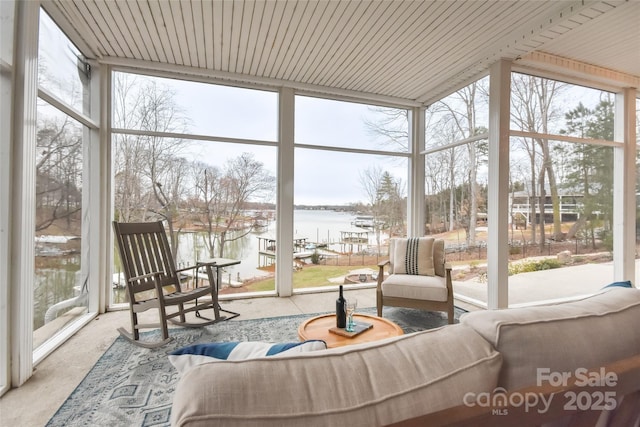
[336,285,347,328]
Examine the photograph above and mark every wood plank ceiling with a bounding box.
[43,0,640,106]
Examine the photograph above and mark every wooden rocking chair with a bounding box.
[113,220,226,348]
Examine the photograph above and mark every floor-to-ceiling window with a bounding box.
[424,72,629,308]
[508,73,618,305]
[33,10,95,352]
[423,76,490,307]
[292,95,408,291]
[1,3,100,387]
[111,72,279,303]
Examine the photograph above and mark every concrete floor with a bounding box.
[0,260,627,427]
[0,288,379,427]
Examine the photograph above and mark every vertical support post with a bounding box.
[0,0,16,396]
[277,88,295,297]
[10,0,39,386]
[613,88,637,283]
[101,63,112,312]
[408,107,426,237]
[85,59,106,314]
[487,59,511,309]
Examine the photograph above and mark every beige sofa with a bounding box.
[171,287,640,427]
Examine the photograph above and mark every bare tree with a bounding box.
[194,153,275,258]
[359,165,405,250]
[359,165,385,249]
[364,108,409,151]
[511,74,566,246]
[35,116,83,232]
[152,155,190,255]
[191,162,223,258]
[428,79,488,245]
[112,73,191,256]
[424,121,463,233]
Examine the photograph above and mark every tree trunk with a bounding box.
[538,169,546,250]
[529,146,537,245]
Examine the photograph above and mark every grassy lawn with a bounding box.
[244,264,379,292]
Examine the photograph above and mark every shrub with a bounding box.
[508,258,561,276]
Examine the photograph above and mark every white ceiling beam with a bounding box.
[515,51,640,91]
[102,56,423,108]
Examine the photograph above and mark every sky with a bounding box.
[113,70,618,207]
[167,78,409,206]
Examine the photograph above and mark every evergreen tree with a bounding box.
[561,99,614,248]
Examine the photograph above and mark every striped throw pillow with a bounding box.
[392,237,435,276]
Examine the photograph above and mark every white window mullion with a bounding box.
[613,88,637,283]
[276,87,294,297]
[101,63,113,310]
[487,59,511,309]
[409,107,425,237]
[86,61,103,315]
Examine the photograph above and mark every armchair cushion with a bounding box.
[382,274,449,302]
[392,237,436,276]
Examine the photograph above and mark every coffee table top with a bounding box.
[298,313,404,348]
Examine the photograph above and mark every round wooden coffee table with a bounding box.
[298,313,404,348]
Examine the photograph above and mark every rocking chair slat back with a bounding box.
[113,221,180,296]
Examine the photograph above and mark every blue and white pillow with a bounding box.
[169,340,327,374]
[602,280,633,289]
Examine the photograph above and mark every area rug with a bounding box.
[46,306,465,427]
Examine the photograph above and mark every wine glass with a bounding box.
[345,299,358,332]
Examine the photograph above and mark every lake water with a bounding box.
[174,209,386,281]
[36,209,386,324]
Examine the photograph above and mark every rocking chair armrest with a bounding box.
[175,260,219,274]
[127,271,163,283]
[175,265,200,274]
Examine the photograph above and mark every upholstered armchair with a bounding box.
[376,237,454,324]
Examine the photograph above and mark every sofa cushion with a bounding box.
[381,274,448,302]
[171,323,502,427]
[169,340,327,374]
[392,237,435,276]
[461,287,640,390]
